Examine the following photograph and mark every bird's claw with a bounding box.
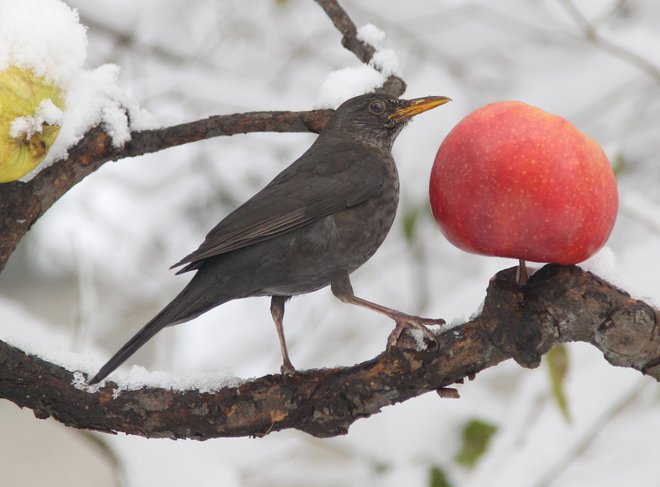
[280,361,296,376]
[386,315,445,351]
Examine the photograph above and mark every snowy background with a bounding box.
[1,0,660,486]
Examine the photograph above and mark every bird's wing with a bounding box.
[172,143,387,272]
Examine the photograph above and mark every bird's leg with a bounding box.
[330,273,444,350]
[270,296,296,375]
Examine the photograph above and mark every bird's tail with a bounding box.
[88,278,231,385]
[88,307,178,385]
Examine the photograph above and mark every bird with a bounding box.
[88,92,450,385]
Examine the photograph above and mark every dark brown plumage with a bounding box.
[89,93,450,385]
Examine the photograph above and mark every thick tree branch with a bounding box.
[1,265,658,439]
[2,0,656,447]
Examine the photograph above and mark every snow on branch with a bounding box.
[1,0,658,442]
[1,265,658,439]
[0,0,394,272]
[0,109,332,271]
[313,0,406,97]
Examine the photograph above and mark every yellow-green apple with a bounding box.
[0,66,65,183]
[429,101,618,265]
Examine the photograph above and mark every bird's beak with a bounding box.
[389,96,452,121]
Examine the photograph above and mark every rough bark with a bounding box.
[1,265,657,439]
[1,0,657,443]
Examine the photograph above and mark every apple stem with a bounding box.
[517,259,528,286]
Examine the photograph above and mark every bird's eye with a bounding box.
[369,100,386,114]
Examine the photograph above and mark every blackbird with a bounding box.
[89,93,450,385]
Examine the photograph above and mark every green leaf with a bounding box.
[401,203,435,243]
[611,152,625,177]
[546,343,572,423]
[371,460,390,475]
[402,206,420,243]
[429,465,452,487]
[454,419,497,469]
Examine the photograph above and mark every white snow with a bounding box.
[371,48,400,77]
[408,328,428,351]
[357,23,386,48]
[0,0,86,87]
[315,22,400,108]
[74,367,243,398]
[0,295,242,396]
[315,65,386,108]
[39,64,153,169]
[0,0,154,181]
[105,366,242,397]
[2,2,660,487]
[9,99,64,138]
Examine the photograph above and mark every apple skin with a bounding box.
[429,101,618,265]
[0,66,65,183]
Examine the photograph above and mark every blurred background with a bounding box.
[1,0,659,486]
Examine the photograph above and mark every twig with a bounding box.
[313,0,406,96]
[533,378,649,487]
[558,0,660,82]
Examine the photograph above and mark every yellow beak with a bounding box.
[389,96,452,121]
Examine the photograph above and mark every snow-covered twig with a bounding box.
[313,0,406,97]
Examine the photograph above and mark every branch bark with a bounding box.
[1,0,657,446]
[0,0,407,272]
[1,265,658,439]
[0,109,332,272]
[314,0,406,97]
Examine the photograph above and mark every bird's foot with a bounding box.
[280,360,296,376]
[386,314,445,351]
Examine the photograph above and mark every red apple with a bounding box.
[429,101,618,265]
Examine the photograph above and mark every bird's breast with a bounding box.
[330,158,400,272]
[262,154,400,296]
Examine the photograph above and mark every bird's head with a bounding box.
[324,93,451,150]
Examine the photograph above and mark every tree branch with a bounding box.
[0,0,406,272]
[2,0,656,447]
[1,265,657,439]
[313,0,406,97]
[0,109,333,273]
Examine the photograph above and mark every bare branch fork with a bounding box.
[0,0,658,440]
